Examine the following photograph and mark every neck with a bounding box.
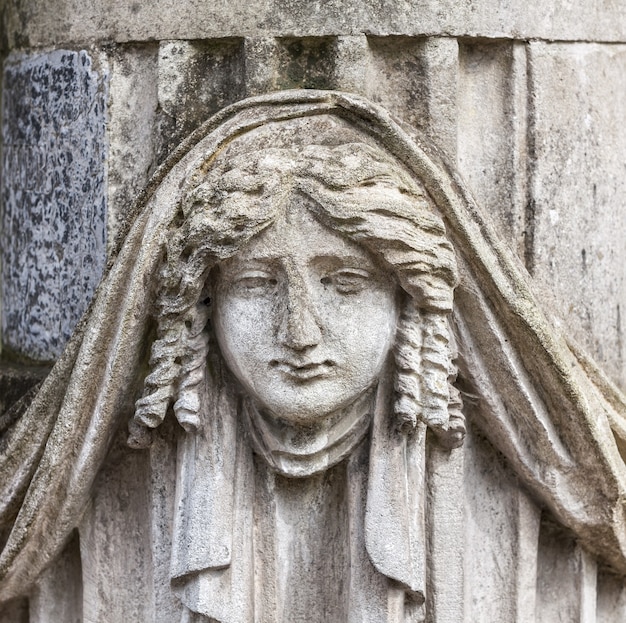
[242,388,376,477]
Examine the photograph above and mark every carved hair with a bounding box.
[130,141,463,448]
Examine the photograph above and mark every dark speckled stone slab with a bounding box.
[1,50,108,361]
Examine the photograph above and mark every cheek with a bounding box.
[323,290,398,366]
[214,297,276,371]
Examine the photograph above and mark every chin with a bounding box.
[259,391,361,425]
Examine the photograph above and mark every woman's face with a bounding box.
[213,197,399,424]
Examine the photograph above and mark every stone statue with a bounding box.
[126,123,464,621]
[2,91,626,622]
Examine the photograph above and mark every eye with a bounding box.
[232,271,278,294]
[321,269,372,294]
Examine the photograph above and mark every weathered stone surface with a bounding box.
[426,443,465,622]
[527,43,626,390]
[29,533,82,623]
[0,596,28,623]
[242,37,282,97]
[463,426,541,623]
[457,40,528,260]
[366,37,432,135]
[244,35,369,96]
[148,421,182,623]
[3,0,626,49]
[79,441,153,623]
[0,362,48,429]
[367,37,459,164]
[597,570,626,621]
[331,35,369,94]
[106,44,159,251]
[1,50,108,361]
[536,524,598,623]
[157,39,245,160]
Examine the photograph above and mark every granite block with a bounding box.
[1,50,108,361]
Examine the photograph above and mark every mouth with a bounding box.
[270,359,336,381]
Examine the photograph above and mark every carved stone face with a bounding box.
[213,195,398,424]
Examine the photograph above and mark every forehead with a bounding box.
[222,198,376,269]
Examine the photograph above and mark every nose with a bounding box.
[277,279,322,351]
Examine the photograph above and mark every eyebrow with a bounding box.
[310,254,378,269]
[225,252,377,268]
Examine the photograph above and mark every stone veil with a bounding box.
[1,90,626,622]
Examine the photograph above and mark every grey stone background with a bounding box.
[1,2,625,621]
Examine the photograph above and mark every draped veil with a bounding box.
[2,91,626,617]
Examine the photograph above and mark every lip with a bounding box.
[270,359,336,381]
